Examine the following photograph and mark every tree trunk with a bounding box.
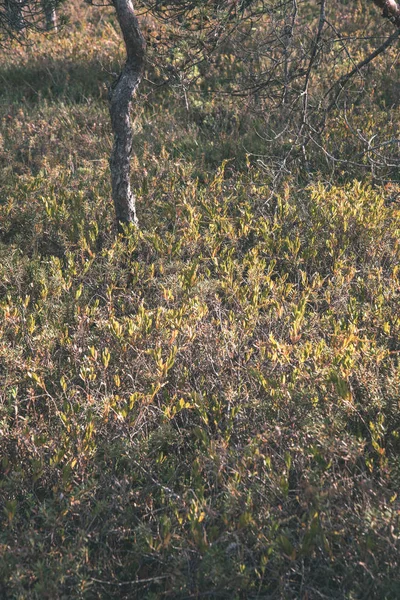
[371,0,400,26]
[109,0,145,230]
[42,0,57,31]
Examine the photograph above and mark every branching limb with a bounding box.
[322,27,400,119]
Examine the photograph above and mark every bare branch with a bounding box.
[323,27,400,118]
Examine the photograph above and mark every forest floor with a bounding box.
[1,2,400,598]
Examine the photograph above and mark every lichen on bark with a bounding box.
[109,0,145,230]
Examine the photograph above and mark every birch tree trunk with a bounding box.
[42,0,57,31]
[371,0,400,26]
[109,0,145,230]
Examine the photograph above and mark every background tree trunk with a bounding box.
[42,0,57,31]
[109,0,145,230]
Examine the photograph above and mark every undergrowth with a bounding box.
[0,2,399,599]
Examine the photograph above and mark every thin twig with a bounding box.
[322,27,400,121]
[90,575,168,586]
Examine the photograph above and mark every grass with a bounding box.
[0,2,400,598]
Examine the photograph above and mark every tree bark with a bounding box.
[42,0,57,31]
[109,0,145,230]
[371,0,400,27]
